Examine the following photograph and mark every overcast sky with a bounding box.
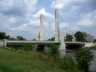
[0,0,96,40]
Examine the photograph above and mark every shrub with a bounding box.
[46,44,60,56]
[76,48,93,72]
[7,44,33,51]
[23,44,33,51]
[57,56,82,72]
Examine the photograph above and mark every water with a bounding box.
[90,50,96,72]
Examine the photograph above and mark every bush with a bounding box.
[23,44,33,51]
[93,39,96,43]
[76,48,93,72]
[46,44,60,56]
[7,44,33,51]
[57,56,82,72]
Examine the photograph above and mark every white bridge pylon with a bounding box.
[36,9,60,41]
[35,0,61,41]
[37,14,44,41]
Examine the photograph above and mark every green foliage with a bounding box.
[57,56,82,72]
[76,48,93,72]
[0,48,65,72]
[22,44,33,51]
[74,31,87,42]
[48,37,55,41]
[16,36,26,40]
[0,32,16,40]
[65,34,73,41]
[8,44,33,51]
[0,32,7,40]
[0,47,93,72]
[93,39,96,43]
[46,44,60,56]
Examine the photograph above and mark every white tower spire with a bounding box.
[54,0,60,41]
[38,14,44,41]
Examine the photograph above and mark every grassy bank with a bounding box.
[0,47,93,72]
[0,48,65,72]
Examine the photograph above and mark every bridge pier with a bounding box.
[59,43,66,57]
[59,32,66,57]
[3,39,7,48]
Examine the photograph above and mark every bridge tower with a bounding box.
[54,8,60,41]
[37,14,44,41]
[54,0,66,57]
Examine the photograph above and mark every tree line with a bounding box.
[0,31,96,42]
[49,31,96,42]
[0,32,26,40]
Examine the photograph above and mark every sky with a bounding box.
[0,0,96,40]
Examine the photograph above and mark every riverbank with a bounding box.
[0,48,65,72]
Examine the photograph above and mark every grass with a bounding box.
[0,48,65,72]
[0,46,89,72]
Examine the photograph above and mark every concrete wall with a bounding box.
[0,40,7,47]
[85,43,95,47]
[0,40,5,47]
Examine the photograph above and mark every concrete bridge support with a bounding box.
[59,32,66,57]
[84,42,95,47]
[0,39,7,48]
[3,39,7,48]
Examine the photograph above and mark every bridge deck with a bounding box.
[6,40,95,47]
[6,40,87,44]
[7,41,60,44]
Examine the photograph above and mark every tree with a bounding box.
[0,32,7,40]
[93,39,96,43]
[74,31,87,42]
[48,37,55,41]
[16,36,26,40]
[0,32,16,40]
[32,38,36,41]
[65,34,73,41]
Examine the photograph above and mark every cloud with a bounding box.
[0,0,95,39]
[51,0,71,9]
[0,0,38,39]
[51,0,84,9]
[32,8,53,26]
[78,10,96,27]
[51,0,96,11]
[0,0,14,11]
[24,0,38,17]
[60,22,80,33]
[8,7,54,37]
[0,0,38,17]
[34,8,53,18]
[51,0,96,34]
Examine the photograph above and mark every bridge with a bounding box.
[6,40,95,48]
[6,40,92,45]
[4,40,95,57]
[0,39,95,58]
[0,4,95,57]
[1,40,94,48]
